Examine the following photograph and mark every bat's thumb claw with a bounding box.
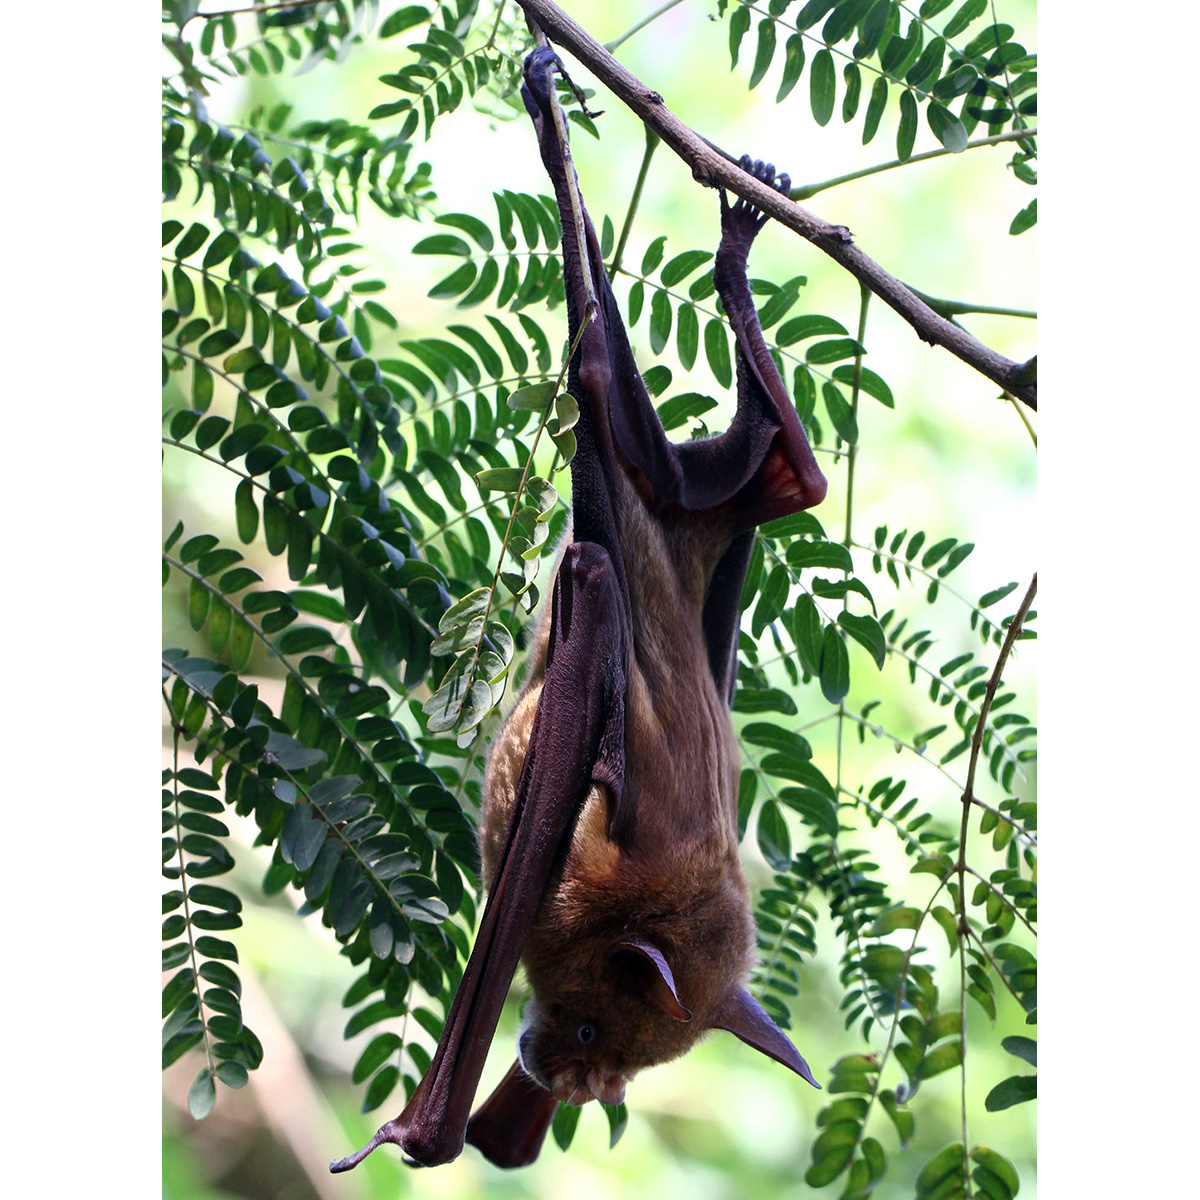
[328,1119,403,1173]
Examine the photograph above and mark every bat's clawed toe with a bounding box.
[722,153,792,239]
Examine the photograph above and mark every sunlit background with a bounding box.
[163,2,1036,1197]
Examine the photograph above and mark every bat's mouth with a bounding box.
[546,1064,626,1107]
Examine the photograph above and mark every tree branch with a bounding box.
[513,0,1037,411]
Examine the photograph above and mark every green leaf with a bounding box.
[428,262,477,299]
[823,381,858,444]
[660,250,713,288]
[412,234,471,256]
[863,77,888,145]
[675,302,699,371]
[476,467,526,492]
[728,3,752,68]
[776,34,805,103]
[507,379,557,411]
[795,0,837,30]
[656,390,715,431]
[916,1144,965,1195]
[552,1101,581,1150]
[810,49,836,126]
[970,1147,1021,1195]
[897,88,919,160]
[907,36,946,91]
[917,1040,963,1079]
[1001,1035,1037,1066]
[752,564,789,637]
[749,20,776,90]
[787,539,852,572]
[839,612,887,669]
[791,595,823,676]
[984,1073,1036,1111]
[819,625,850,703]
[649,287,672,354]
[928,102,968,152]
[756,800,792,870]
[1009,198,1037,235]
[705,318,732,388]
[806,337,862,364]
[944,0,987,40]
[879,1089,915,1148]
[188,1068,216,1119]
[873,905,921,934]
[641,235,667,276]
[832,364,894,407]
[380,6,430,38]
[603,1102,628,1149]
[436,212,494,251]
[777,313,847,345]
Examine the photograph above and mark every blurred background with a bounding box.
[163,2,1036,1196]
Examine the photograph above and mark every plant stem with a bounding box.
[604,0,686,52]
[609,125,660,278]
[199,0,324,18]
[792,127,1038,200]
[955,573,1038,923]
[486,0,508,49]
[905,284,1035,321]
[842,284,870,556]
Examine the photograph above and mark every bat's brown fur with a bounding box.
[481,468,754,1106]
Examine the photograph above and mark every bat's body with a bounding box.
[331,46,827,1174]
[480,492,752,1109]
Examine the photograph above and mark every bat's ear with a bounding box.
[712,987,821,1088]
[615,937,693,1021]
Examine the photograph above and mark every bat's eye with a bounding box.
[577,1023,596,1045]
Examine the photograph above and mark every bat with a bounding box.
[330,44,828,1174]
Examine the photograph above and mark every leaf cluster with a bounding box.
[721,0,1036,228]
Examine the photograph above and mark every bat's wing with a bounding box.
[330,542,628,1170]
[464,1060,560,1169]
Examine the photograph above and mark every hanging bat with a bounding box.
[331,45,828,1174]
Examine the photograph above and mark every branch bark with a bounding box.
[514,0,1037,411]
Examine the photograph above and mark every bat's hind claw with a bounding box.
[722,154,791,234]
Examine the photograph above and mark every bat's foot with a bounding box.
[719,155,791,252]
[522,46,603,125]
[521,44,561,125]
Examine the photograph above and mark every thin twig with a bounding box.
[792,126,1038,200]
[198,0,322,19]
[956,573,1037,928]
[610,124,660,279]
[512,0,1036,410]
[604,0,686,52]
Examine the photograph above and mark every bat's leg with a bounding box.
[521,47,683,530]
[675,157,828,527]
[465,1060,559,1169]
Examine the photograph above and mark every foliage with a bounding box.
[162,1,1036,1196]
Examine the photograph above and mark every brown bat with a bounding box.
[331,45,827,1173]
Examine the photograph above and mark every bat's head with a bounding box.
[518,932,819,1106]
[516,936,701,1106]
